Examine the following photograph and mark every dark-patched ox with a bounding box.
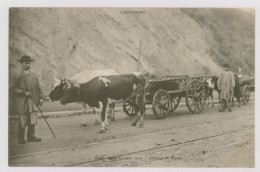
[205,74,242,107]
[47,78,116,126]
[60,73,146,133]
[47,69,118,126]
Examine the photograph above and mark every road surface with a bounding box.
[9,98,254,167]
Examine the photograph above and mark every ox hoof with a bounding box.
[139,123,144,128]
[111,117,115,121]
[95,121,101,126]
[80,123,87,127]
[218,108,224,112]
[131,122,137,126]
[100,129,106,133]
[105,125,110,130]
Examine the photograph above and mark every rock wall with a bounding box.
[9,8,254,96]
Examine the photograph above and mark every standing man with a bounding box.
[217,63,235,112]
[236,67,243,107]
[130,79,145,128]
[12,55,44,144]
[237,67,243,80]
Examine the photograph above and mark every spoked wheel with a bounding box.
[242,85,250,105]
[123,101,136,117]
[152,89,170,119]
[170,96,181,112]
[185,80,206,114]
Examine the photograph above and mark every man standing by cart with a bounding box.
[236,67,244,107]
[217,63,235,112]
[127,74,146,128]
[12,55,44,144]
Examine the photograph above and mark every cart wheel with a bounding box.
[170,96,181,112]
[242,85,250,105]
[152,89,170,119]
[185,80,206,114]
[123,102,136,117]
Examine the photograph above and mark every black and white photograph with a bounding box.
[1,0,259,171]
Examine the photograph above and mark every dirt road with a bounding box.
[9,99,254,167]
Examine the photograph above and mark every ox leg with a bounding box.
[100,99,108,133]
[93,107,101,126]
[139,105,145,128]
[107,108,111,120]
[80,103,88,127]
[101,102,109,129]
[206,90,209,107]
[109,107,112,121]
[210,90,214,107]
[206,96,209,107]
[217,91,221,106]
[110,103,115,121]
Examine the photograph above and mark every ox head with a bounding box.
[206,77,215,90]
[46,77,70,102]
[60,81,81,105]
[207,75,219,91]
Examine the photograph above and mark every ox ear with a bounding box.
[54,77,59,82]
[133,83,137,90]
[61,78,68,83]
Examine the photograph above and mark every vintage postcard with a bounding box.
[1,0,259,171]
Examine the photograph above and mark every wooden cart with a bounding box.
[123,74,207,119]
[237,79,252,105]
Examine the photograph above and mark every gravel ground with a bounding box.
[9,97,254,167]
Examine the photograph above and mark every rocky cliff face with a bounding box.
[9,8,254,95]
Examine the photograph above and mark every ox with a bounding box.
[205,74,241,108]
[47,69,118,127]
[60,73,145,133]
[205,75,220,107]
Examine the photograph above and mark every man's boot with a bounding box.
[219,99,225,112]
[227,100,232,112]
[18,137,26,144]
[27,125,41,142]
[17,123,26,144]
[131,113,138,126]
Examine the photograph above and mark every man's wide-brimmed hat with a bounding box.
[18,55,34,63]
[223,63,230,67]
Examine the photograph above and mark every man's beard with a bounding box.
[25,66,30,71]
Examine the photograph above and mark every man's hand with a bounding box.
[24,92,32,98]
[39,99,44,106]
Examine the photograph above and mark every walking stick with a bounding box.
[21,77,56,138]
[31,97,56,138]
